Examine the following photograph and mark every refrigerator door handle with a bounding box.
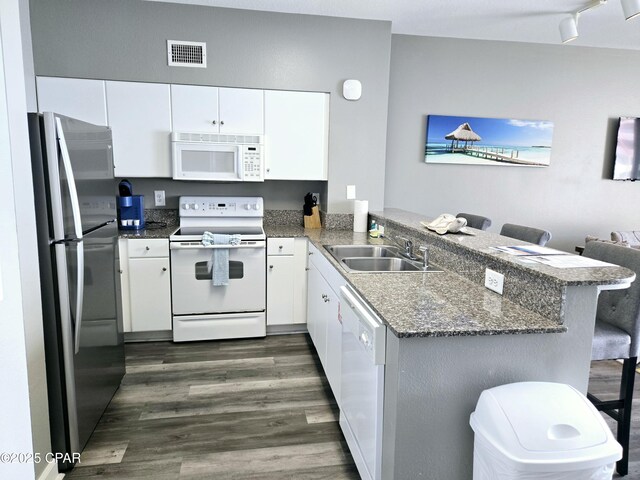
[73,240,84,355]
[56,117,84,354]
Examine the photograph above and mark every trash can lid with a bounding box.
[470,382,621,470]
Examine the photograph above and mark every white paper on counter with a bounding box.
[491,245,569,256]
[526,255,616,269]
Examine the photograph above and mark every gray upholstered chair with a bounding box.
[612,231,640,248]
[584,241,640,476]
[499,223,552,246]
[456,212,492,231]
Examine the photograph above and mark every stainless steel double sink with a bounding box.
[324,244,443,273]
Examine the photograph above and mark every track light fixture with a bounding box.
[560,15,579,43]
[559,0,640,43]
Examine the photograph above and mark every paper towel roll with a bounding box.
[353,200,368,233]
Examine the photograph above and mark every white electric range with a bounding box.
[169,196,266,342]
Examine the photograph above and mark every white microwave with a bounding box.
[171,132,264,182]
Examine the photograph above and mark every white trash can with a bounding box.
[469,382,622,480]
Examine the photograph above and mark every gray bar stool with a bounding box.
[456,212,492,231]
[500,223,552,246]
[584,241,640,476]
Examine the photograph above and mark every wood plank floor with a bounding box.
[67,335,640,479]
[66,334,359,480]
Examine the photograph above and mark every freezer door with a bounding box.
[54,113,116,233]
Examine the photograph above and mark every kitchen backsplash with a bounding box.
[144,207,353,231]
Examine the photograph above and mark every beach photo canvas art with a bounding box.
[425,114,554,167]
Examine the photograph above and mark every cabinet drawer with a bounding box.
[127,239,169,258]
[267,238,295,256]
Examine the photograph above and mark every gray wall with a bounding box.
[1,1,51,478]
[29,0,392,213]
[385,35,640,252]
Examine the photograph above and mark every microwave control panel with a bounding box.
[241,145,263,181]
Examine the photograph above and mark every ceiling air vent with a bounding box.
[167,40,206,68]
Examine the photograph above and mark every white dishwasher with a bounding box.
[339,285,386,480]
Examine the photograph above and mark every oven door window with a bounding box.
[195,260,244,280]
[175,144,240,180]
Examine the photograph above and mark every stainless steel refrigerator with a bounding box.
[28,112,125,472]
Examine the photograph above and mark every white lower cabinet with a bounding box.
[266,238,308,326]
[306,243,343,403]
[118,238,172,332]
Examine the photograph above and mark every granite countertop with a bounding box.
[265,225,567,338]
[371,209,634,288]
[118,221,178,239]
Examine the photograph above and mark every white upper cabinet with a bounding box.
[170,84,219,133]
[36,77,108,126]
[264,90,329,181]
[218,87,264,134]
[171,85,264,134]
[106,81,172,178]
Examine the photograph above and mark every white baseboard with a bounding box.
[37,461,61,480]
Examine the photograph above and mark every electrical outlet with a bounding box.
[311,192,320,206]
[346,185,356,200]
[484,268,504,295]
[154,190,165,207]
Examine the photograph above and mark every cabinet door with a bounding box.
[292,238,308,324]
[307,265,328,366]
[106,81,172,177]
[264,90,329,180]
[218,87,264,134]
[36,77,107,125]
[117,239,131,333]
[128,257,171,332]
[325,288,341,403]
[171,84,219,133]
[266,255,295,326]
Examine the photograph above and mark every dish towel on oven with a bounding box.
[202,232,241,286]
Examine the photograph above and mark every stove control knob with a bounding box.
[182,203,190,210]
[191,203,199,210]
[252,203,261,211]
[244,204,251,210]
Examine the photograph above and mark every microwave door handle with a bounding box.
[236,145,243,181]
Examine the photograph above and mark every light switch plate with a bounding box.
[346,185,356,200]
[154,190,165,207]
[485,268,504,295]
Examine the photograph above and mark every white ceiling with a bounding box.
[146,0,640,50]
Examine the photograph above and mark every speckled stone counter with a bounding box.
[264,210,634,339]
[118,208,178,239]
[118,223,178,239]
[265,225,565,338]
[370,209,634,325]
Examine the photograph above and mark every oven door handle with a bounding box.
[170,243,265,250]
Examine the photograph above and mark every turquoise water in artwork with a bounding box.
[425,142,551,166]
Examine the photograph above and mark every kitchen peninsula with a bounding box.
[266,208,634,480]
